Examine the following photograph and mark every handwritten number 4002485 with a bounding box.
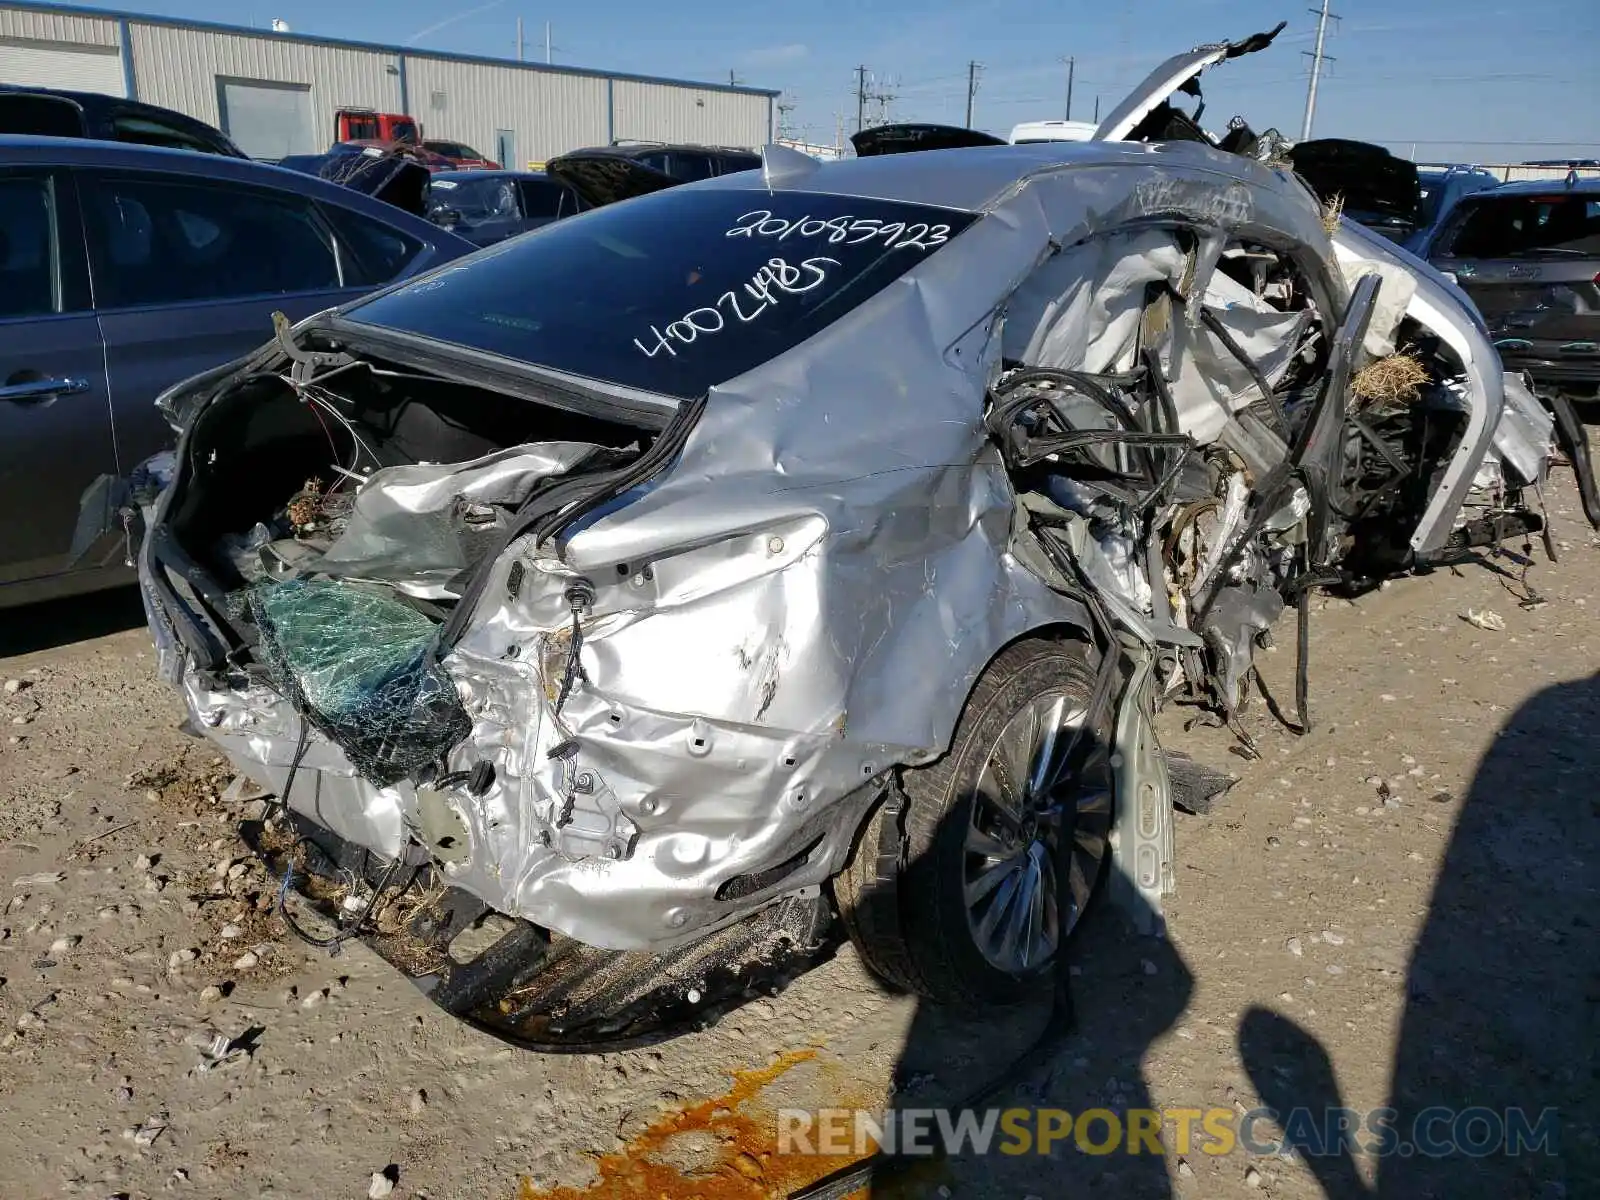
[633,256,839,360]
[725,210,953,251]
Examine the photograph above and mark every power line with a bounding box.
[853,66,896,132]
[874,76,899,125]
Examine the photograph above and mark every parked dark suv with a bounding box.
[576,141,760,182]
[535,141,761,209]
[1426,178,1600,401]
[1426,176,1600,527]
[0,85,244,157]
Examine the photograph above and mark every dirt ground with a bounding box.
[1,458,1595,1200]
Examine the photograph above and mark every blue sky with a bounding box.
[69,0,1599,161]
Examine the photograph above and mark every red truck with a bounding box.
[333,108,455,171]
[335,108,418,145]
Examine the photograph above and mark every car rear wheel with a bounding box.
[833,638,1112,1007]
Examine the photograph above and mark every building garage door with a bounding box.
[217,77,315,160]
[0,37,125,97]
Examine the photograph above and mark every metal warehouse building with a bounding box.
[0,0,777,165]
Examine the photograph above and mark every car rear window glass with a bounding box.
[0,94,84,138]
[0,177,59,318]
[110,114,227,155]
[1445,194,1600,258]
[321,203,423,287]
[345,187,978,398]
[81,172,341,307]
[669,152,716,182]
[515,178,568,218]
[1417,175,1444,225]
[715,152,761,176]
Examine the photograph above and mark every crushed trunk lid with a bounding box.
[1288,138,1422,239]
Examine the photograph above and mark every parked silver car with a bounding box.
[136,30,1569,1043]
[0,135,474,609]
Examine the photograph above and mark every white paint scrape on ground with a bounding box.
[0,458,1596,1200]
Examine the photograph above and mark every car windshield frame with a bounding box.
[342,185,980,400]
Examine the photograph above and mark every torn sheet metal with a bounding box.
[315,444,606,598]
[1494,373,1554,488]
[1330,221,1524,556]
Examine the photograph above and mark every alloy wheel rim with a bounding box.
[962,692,1112,975]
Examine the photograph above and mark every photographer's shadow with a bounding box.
[1239,674,1600,1199]
[864,771,1194,1200]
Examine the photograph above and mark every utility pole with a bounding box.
[544,20,552,65]
[1093,94,1100,123]
[876,79,896,124]
[1062,56,1075,121]
[856,65,867,134]
[1301,0,1338,141]
[965,60,981,128]
[516,17,524,62]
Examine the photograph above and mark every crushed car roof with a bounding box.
[693,136,1313,214]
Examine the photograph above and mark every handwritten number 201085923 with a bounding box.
[724,210,954,251]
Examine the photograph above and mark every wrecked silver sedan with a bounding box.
[137,90,1560,1043]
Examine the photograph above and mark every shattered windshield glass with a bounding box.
[344,187,979,398]
[427,176,516,219]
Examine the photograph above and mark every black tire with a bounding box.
[833,637,1110,1008]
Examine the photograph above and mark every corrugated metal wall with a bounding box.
[127,23,403,150]
[0,5,115,47]
[404,56,608,166]
[612,79,769,148]
[0,3,774,161]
